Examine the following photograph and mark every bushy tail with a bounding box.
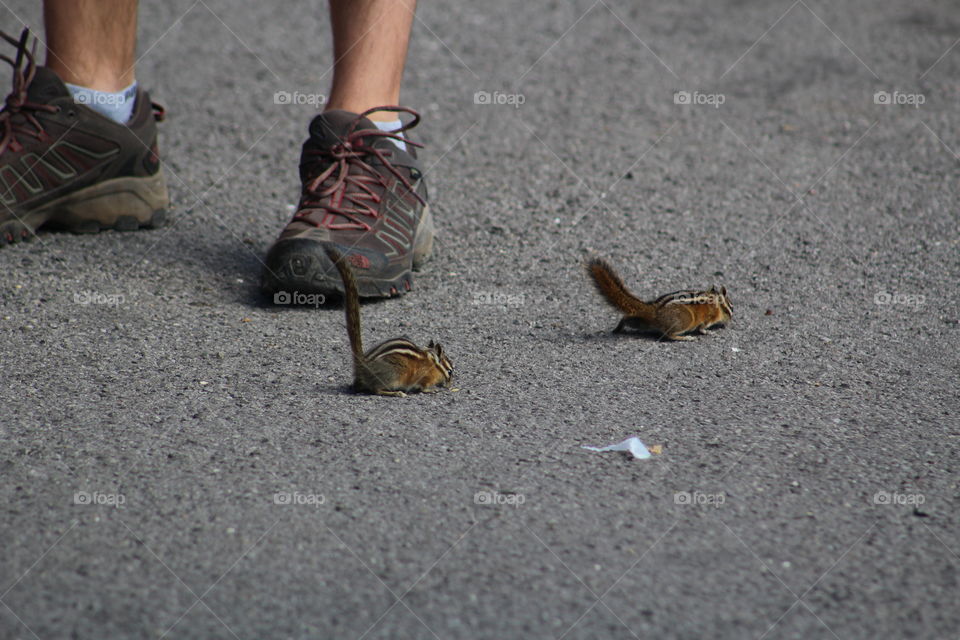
[586,257,655,322]
[324,247,364,370]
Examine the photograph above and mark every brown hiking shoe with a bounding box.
[0,29,168,246]
[261,106,433,299]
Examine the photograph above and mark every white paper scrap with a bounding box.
[582,436,651,459]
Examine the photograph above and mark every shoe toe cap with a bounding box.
[261,238,392,297]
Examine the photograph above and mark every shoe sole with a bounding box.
[0,169,169,246]
[263,204,435,300]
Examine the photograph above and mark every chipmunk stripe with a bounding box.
[656,291,726,306]
[366,343,424,360]
[366,337,418,354]
[655,291,696,305]
[434,356,453,376]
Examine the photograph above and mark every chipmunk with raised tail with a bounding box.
[587,257,732,341]
[325,247,453,396]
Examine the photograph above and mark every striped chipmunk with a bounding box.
[587,257,732,341]
[325,247,453,397]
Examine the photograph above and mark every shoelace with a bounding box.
[0,29,57,156]
[297,106,426,231]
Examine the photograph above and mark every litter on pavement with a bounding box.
[582,436,654,459]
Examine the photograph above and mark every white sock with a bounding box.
[373,119,407,152]
[65,81,138,124]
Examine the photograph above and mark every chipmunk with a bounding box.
[325,247,453,396]
[586,257,732,341]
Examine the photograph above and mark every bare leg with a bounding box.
[43,0,138,92]
[326,0,415,121]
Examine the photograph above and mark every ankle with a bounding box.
[324,94,402,119]
[45,61,133,93]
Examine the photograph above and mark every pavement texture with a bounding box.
[1,1,959,638]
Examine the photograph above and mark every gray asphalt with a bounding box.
[2,1,959,638]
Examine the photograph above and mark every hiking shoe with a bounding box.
[261,106,433,299]
[0,29,168,246]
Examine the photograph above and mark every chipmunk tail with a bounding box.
[586,257,653,318]
[324,246,365,370]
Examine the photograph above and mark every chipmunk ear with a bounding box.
[721,286,727,296]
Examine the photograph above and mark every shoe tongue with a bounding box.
[308,110,376,145]
[300,110,400,183]
[26,66,71,104]
[310,109,390,148]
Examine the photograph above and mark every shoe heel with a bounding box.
[412,204,434,270]
[44,169,170,232]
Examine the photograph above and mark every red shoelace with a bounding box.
[0,29,57,156]
[297,106,426,231]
